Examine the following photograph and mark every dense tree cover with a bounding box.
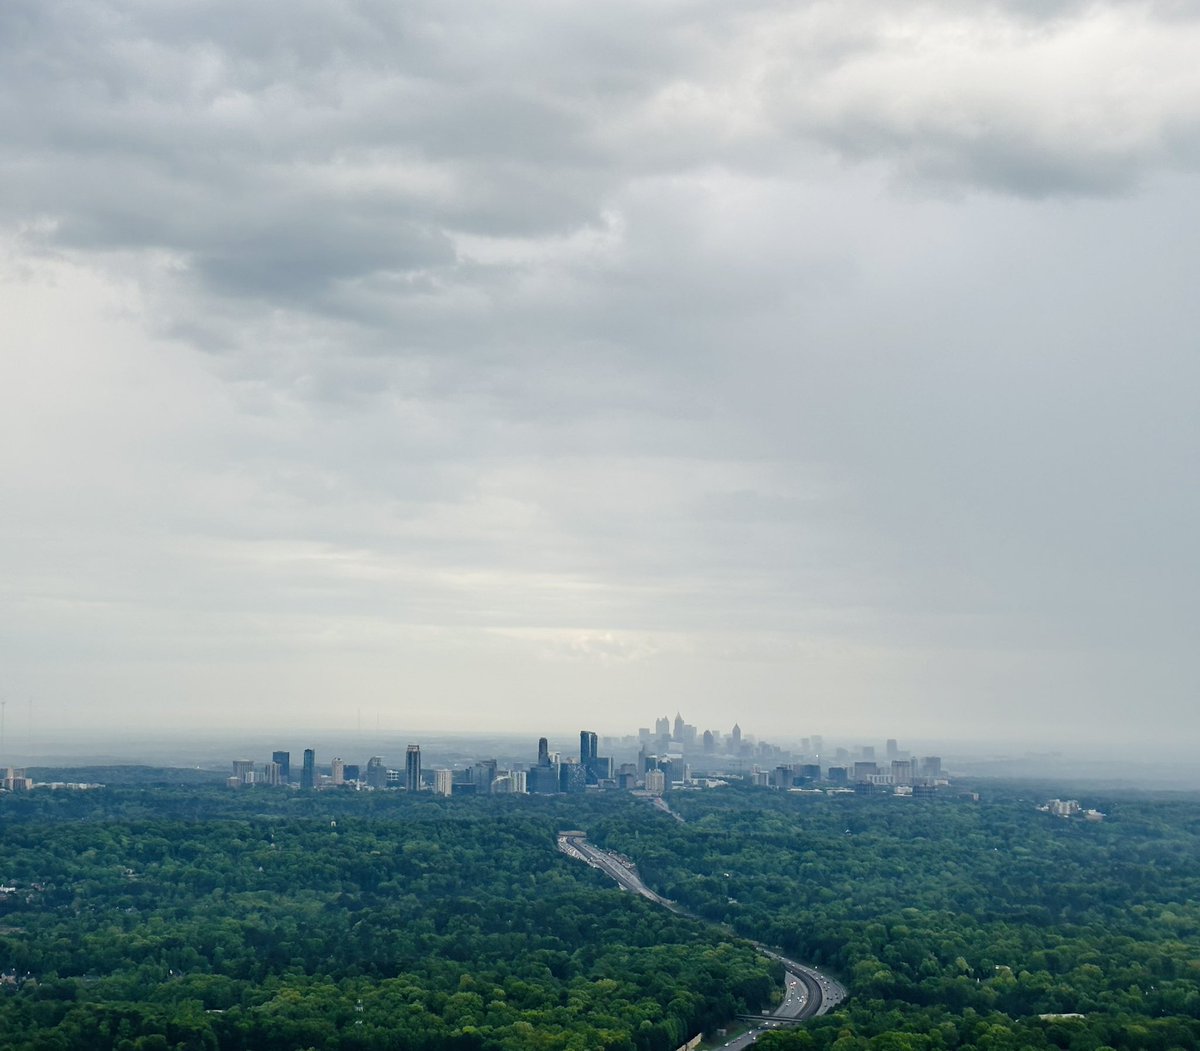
[0,789,776,1051]
[5,780,1200,1051]
[588,784,1200,1050]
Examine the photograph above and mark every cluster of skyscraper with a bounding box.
[523,731,617,794]
[747,754,944,792]
[231,732,640,796]
[229,746,420,792]
[636,712,795,761]
[228,721,945,799]
[641,712,736,754]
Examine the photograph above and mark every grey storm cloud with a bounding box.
[1,0,1198,746]
[6,1,1200,297]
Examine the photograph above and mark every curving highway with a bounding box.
[557,832,846,1045]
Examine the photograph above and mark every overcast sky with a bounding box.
[2,0,1198,750]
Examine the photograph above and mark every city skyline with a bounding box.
[0,717,1194,770]
[0,698,1188,763]
[5,716,1198,789]
[217,714,946,798]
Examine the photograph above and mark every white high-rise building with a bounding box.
[435,768,453,796]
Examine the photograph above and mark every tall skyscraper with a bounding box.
[673,712,684,740]
[579,730,597,764]
[580,729,608,785]
[232,759,254,786]
[434,768,453,796]
[731,723,742,749]
[405,744,422,792]
[366,756,385,789]
[886,739,899,759]
[331,757,345,785]
[262,761,281,786]
[272,750,290,781]
[301,748,315,790]
[474,759,497,794]
[537,737,549,766]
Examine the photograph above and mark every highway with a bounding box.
[557,832,674,909]
[752,946,847,1019]
[556,832,847,1045]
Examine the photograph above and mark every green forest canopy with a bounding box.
[2,781,1199,1051]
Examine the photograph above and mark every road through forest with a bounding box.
[556,831,847,1047]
